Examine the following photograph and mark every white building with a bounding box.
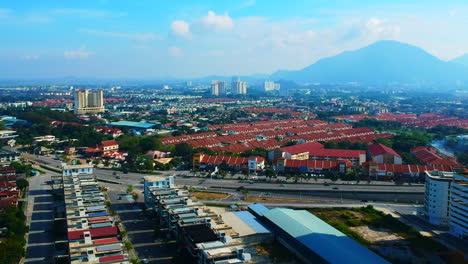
[449,173,468,239]
[424,171,468,239]
[218,81,227,95]
[424,171,451,225]
[143,175,175,207]
[232,80,247,95]
[211,82,219,96]
[62,163,94,177]
[74,89,105,115]
[264,81,275,92]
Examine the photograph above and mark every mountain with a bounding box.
[451,54,468,67]
[271,40,468,85]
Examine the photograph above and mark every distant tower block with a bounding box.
[74,89,105,114]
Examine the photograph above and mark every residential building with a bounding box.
[143,175,175,208]
[218,81,227,95]
[74,89,105,115]
[274,158,352,174]
[59,163,129,263]
[0,130,17,140]
[268,142,324,160]
[211,82,219,96]
[193,153,265,172]
[367,143,402,164]
[0,151,20,163]
[264,81,275,92]
[449,173,467,239]
[232,81,247,95]
[0,166,18,209]
[364,161,454,180]
[412,146,462,168]
[423,171,467,239]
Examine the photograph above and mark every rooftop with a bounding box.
[108,121,156,129]
[263,208,389,264]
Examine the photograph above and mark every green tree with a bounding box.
[174,143,193,161]
[127,185,134,193]
[0,120,6,130]
[139,137,159,153]
[16,178,29,190]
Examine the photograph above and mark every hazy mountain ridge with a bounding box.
[271,40,468,86]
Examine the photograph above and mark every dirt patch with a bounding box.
[190,191,230,200]
[351,225,403,243]
[246,196,331,203]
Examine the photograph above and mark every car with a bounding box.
[112,172,117,176]
[324,183,330,186]
[141,259,149,264]
[332,187,339,190]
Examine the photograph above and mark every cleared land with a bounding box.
[190,191,230,200]
[308,206,463,264]
[246,196,331,203]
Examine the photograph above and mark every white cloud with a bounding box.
[170,20,191,39]
[168,47,182,57]
[53,8,126,18]
[64,47,92,59]
[200,11,234,31]
[80,28,158,41]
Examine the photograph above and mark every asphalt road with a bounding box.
[24,171,64,264]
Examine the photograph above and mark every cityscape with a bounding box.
[0,1,467,264]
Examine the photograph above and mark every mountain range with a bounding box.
[271,40,468,86]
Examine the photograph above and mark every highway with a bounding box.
[23,153,425,203]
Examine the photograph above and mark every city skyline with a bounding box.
[1,0,467,79]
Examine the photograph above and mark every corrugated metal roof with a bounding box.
[108,121,156,129]
[248,203,269,217]
[234,211,270,234]
[91,222,112,229]
[263,208,389,264]
[96,244,121,252]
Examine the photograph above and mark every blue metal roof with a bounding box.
[234,211,270,234]
[89,212,108,217]
[248,203,270,217]
[263,208,390,264]
[108,121,156,129]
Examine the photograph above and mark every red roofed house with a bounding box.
[363,161,454,180]
[268,142,324,160]
[274,158,352,174]
[193,153,265,172]
[309,149,366,166]
[367,143,402,164]
[411,146,463,169]
[85,140,120,158]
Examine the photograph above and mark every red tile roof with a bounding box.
[101,140,119,147]
[93,237,120,245]
[283,159,339,169]
[309,149,365,158]
[67,226,119,240]
[0,197,18,208]
[367,143,401,158]
[280,142,324,155]
[99,254,125,263]
[364,162,454,173]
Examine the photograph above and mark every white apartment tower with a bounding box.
[74,89,104,115]
[211,82,219,96]
[218,81,227,95]
[232,80,247,95]
[264,81,275,92]
[424,171,468,239]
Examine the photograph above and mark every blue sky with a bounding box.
[1,0,467,79]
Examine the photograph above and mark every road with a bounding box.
[23,170,65,264]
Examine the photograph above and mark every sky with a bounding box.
[1,0,467,79]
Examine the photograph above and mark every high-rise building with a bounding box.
[274,83,281,91]
[264,81,275,92]
[232,80,247,95]
[211,82,219,96]
[423,171,467,238]
[218,81,227,95]
[74,89,105,115]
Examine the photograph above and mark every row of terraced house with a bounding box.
[54,164,129,264]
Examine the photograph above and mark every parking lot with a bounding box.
[107,189,176,264]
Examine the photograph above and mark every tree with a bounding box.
[16,178,29,190]
[0,120,6,130]
[139,137,159,153]
[265,168,276,181]
[174,143,193,161]
[127,185,134,193]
